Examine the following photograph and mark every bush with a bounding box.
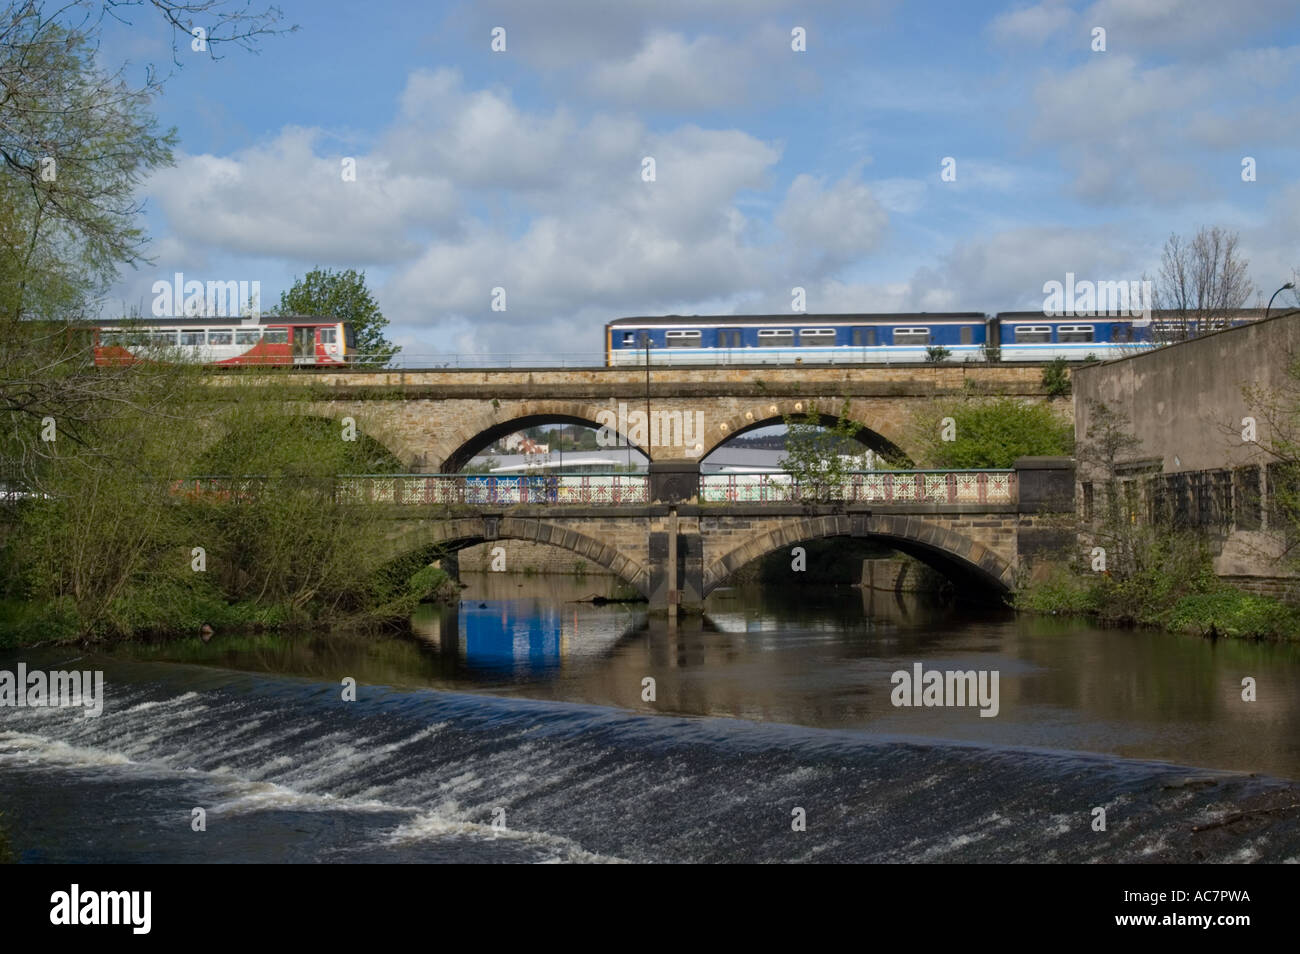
[1042,358,1071,396]
[1012,565,1102,615]
[1162,590,1300,639]
[912,397,1074,468]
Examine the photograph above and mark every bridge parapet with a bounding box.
[327,469,1018,507]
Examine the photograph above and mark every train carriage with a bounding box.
[93,316,354,366]
[606,313,990,366]
[607,310,1269,366]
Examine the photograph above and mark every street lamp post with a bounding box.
[1266,282,1295,319]
[644,335,652,471]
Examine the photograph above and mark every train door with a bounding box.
[292,326,316,364]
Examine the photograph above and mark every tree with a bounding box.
[272,267,399,366]
[1146,226,1256,344]
[779,400,891,502]
[0,2,292,304]
[1,1,292,478]
[1041,357,1071,397]
[908,398,1074,469]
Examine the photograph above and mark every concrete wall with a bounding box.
[1073,313,1300,475]
[1073,313,1300,592]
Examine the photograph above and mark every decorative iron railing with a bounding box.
[698,470,1016,504]
[163,470,1015,506]
[335,473,652,505]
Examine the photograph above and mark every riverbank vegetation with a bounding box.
[0,4,443,647]
[1014,402,1299,639]
[0,371,455,647]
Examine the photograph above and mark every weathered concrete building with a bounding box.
[1073,311,1300,599]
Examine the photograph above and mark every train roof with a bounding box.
[995,308,1269,321]
[92,315,342,328]
[607,312,987,327]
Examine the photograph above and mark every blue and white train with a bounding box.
[604,311,1266,366]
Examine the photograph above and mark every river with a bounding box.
[2,575,1299,862]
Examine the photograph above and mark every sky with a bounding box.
[96,0,1300,363]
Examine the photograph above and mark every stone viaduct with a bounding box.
[238,362,1061,472]
[205,363,1073,612]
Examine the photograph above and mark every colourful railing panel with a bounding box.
[697,471,1015,504]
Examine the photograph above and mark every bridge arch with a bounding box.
[438,401,642,473]
[396,516,651,597]
[700,399,914,464]
[701,514,1014,598]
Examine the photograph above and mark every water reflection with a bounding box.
[410,575,644,676]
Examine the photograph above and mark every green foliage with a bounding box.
[1012,565,1102,615]
[1018,555,1298,640]
[0,7,177,319]
[1162,590,1300,639]
[925,345,951,363]
[910,398,1074,468]
[1041,358,1072,396]
[779,399,885,501]
[2,373,429,643]
[272,268,399,367]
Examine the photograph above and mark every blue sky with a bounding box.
[97,0,1300,360]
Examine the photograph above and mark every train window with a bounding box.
[1058,324,1094,343]
[623,332,636,346]
[1014,325,1052,343]
[758,329,794,347]
[718,329,742,347]
[180,330,205,346]
[893,327,930,345]
[99,331,121,346]
[344,325,355,348]
[960,327,973,345]
[320,328,337,344]
[637,331,650,348]
[264,328,289,344]
[665,330,701,348]
[236,329,262,345]
[207,330,234,345]
[799,329,836,346]
[151,330,178,346]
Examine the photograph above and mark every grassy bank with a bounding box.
[0,563,459,649]
[1015,564,1300,639]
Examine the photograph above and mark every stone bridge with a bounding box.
[352,458,1075,612]
[226,363,1060,471]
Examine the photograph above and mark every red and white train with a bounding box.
[93,316,355,366]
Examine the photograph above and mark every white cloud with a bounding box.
[776,173,889,268]
[988,0,1074,46]
[148,127,460,264]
